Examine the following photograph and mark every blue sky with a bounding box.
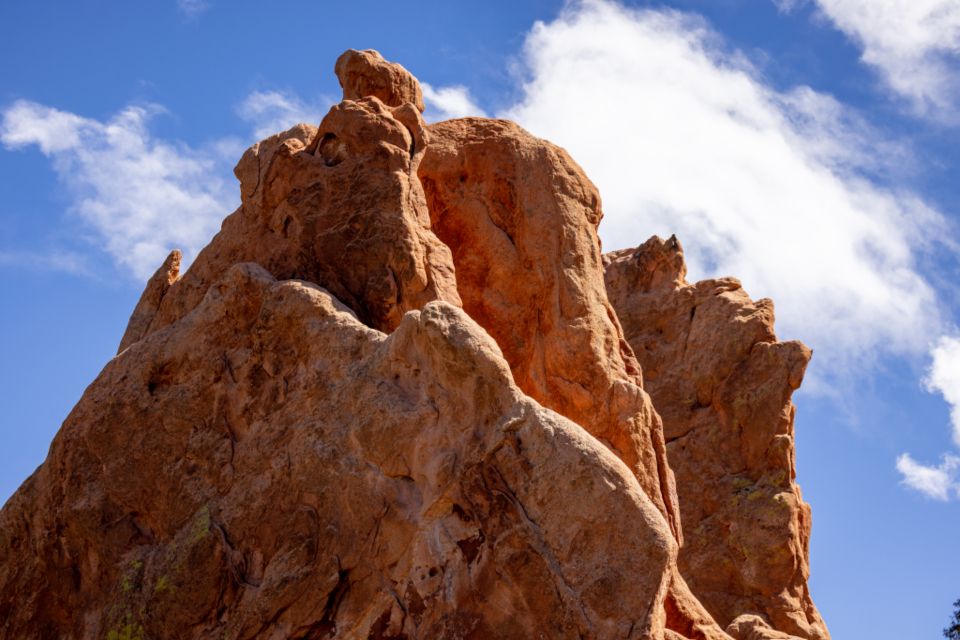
[1,0,958,637]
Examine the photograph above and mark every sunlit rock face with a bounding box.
[605,237,829,640]
[0,50,828,640]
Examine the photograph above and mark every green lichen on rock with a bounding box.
[105,618,144,640]
[118,559,145,596]
[154,574,173,595]
[188,505,211,544]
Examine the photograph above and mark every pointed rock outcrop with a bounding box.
[117,249,181,353]
[604,236,828,640]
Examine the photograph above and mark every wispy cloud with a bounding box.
[781,0,960,117]
[1,100,237,280]
[0,249,92,276]
[924,336,960,448]
[235,90,330,140]
[896,453,960,501]
[177,0,209,18]
[895,335,960,501]
[421,82,487,122]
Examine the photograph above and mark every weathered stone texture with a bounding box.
[604,236,828,640]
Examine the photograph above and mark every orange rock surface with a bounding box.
[604,237,828,640]
[419,117,681,543]
[0,51,828,640]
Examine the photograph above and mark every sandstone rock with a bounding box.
[419,118,681,543]
[136,85,458,337]
[726,615,806,640]
[117,249,181,353]
[0,50,829,640]
[604,236,829,640]
[0,265,679,638]
[335,48,425,112]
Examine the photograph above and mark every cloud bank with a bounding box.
[925,336,960,448]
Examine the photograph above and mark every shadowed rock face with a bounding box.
[0,51,828,640]
[604,237,829,640]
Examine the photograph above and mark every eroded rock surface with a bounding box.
[604,237,828,640]
[419,118,681,543]
[336,48,425,113]
[0,50,828,640]
[135,56,458,337]
[0,266,678,639]
[117,249,181,353]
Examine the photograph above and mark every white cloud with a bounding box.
[925,335,960,447]
[772,0,804,11]
[177,0,209,17]
[0,102,88,153]
[501,0,948,386]
[1,100,237,280]
[896,453,960,501]
[421,82,487,122]
[792,0,960,115]
[900,335,960,500]
[236,90,329,140]
[0,249,92,276]
[774,86,914,178]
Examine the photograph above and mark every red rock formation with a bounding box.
[138,66,458,337]
[335,49,425,113]
[0,265,679,638]
[604,237,828,640]
[419,117,681,543]
[117,248,181,353]
[0,51,828,640]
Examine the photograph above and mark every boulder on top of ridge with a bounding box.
[335,48,426,112]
